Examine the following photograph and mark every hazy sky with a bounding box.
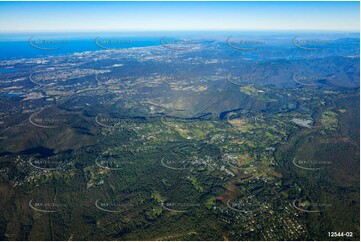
[0,1,359,32]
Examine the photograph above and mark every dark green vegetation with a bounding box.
[0,35,359,240]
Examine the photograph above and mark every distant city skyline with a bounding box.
[0,1,359,32]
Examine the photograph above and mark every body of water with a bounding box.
[0,35,162,60]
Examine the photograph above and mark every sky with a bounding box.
[0,1,359,32]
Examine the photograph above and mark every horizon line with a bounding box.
[0,29,360,33]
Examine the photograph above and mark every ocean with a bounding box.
[0,31,358,60]
[0,34,163,60]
